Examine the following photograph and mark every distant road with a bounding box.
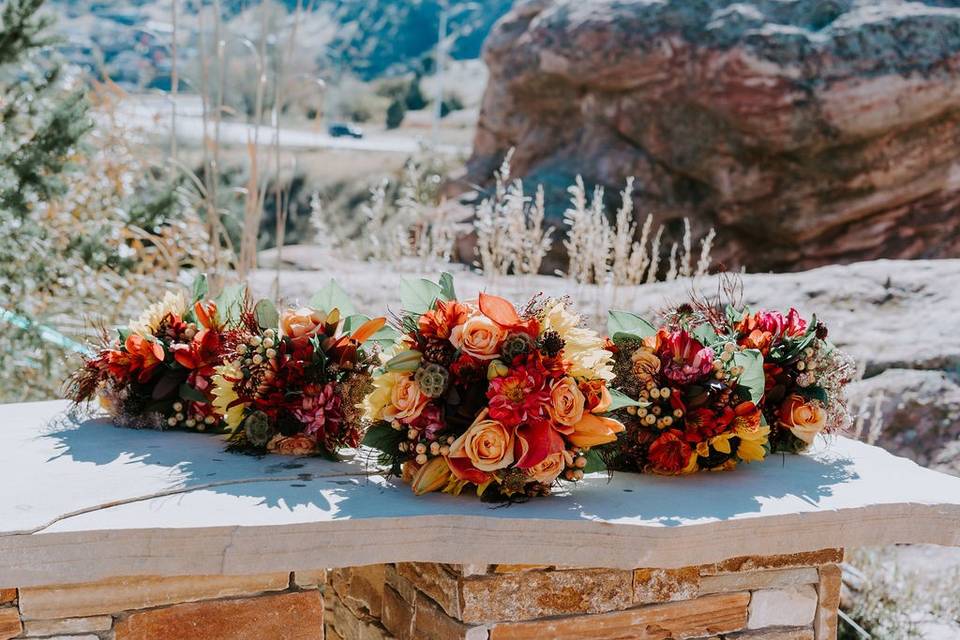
[110,96,468,156]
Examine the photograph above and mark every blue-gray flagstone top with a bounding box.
[1,400,958,586]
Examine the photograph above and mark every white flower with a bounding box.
[129,290,187,336]
[540,301,615,381]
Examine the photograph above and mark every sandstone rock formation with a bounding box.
[466,0,960,272]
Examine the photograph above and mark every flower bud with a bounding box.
[487,359,509,380]
[410,456,453,496]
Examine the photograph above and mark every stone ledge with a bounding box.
[2,402,959,588]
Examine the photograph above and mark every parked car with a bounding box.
[327,123,364,139]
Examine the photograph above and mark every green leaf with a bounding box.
[692,323,720,347]
[798,385,829,405]
[362,422,404,454]
[192,273,209,302]
[215,283,247,325]
[116,327,132,343]
[582,448,607,474]
[733,348,765,404]
[254,299,279,330]
[400,278,443,315]
[607,388,647,412]
[179,383,208,403]
[607,310,657,341]
[438,272,457,301]
[309,280,355,317]
[725,304,746,326]
[371,325,401,350]
[342,314,370,333]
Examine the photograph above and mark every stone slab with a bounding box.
[113,590,323,640]
[22,616,113,636]
[748,586,818,629]
[700,568,820,594]
[487,591,750,639]
[18,573,290,620]
[0,608,21,640]
[1,401,960,586]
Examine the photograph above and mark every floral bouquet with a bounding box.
[362,275,625,500]
[726,307,854,452]
[604,308,770,474]
[66,277,227,430]
[212,282,387,457]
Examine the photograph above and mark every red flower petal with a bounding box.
[514,418,565,469]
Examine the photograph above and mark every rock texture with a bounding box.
[467,0,960,272]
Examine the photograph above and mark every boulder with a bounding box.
[467,0,960,272]
[847,369,960,468]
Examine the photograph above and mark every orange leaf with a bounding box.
[479,292,520,327]
[351,316,387,344]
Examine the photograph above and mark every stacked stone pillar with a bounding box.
[325,549,844,640]
[0,550,843,640]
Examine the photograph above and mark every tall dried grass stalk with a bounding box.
[562,175,714,286]
[475,150,554,278]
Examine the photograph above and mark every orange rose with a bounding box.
[630,349,661,385]
[450,417,515,473]
[579,379,612,413]
[267,434,318,455]
[526,452,565,485]
[778,394,827,444]
[450,314,506,360]
[383,375,429,423]
[549,377,586,426]
[280,307,327,341]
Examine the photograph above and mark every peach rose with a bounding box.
[630,349,661,385]
[267,434,318,456]
[450,314,506,360]
[549,377,586,426]
[281,307,327,340]
[449,417,515,473]
[778,394,827,444]
[526,451,565,485]
[579,379,612,413]
[383,375,429,423]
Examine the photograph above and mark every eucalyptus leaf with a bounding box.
[438,272,457,301]
[733,348,765,404]
[608,388,648,412]
[343,314,370,333]
[254,299,280,330]
[371,324,401,350]
[192,273,209,302]
[607,310,657,341]
[692,323,720,347]
[215,283,247,325]
[309,280,355,317]
[400,278,443,315]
